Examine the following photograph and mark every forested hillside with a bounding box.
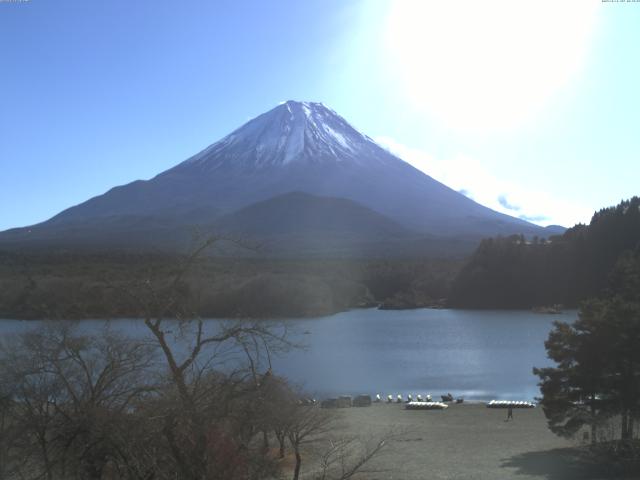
[450,197,640,308]
[0,252,461,319]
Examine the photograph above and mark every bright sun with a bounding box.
[384,0,599,132]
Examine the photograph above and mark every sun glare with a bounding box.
[384,0,599,132]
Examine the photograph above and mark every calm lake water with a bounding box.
[0,308,577,402]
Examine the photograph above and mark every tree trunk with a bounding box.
[590,398,597,445]
[163,415,199,480]
[292,448,302,480]
[82,451,105,480]
[622,409,629,441]
[273,430,287,458]
[39,437,54,480]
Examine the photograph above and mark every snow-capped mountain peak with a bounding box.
[0,100,551,253]
[180,100,389,171]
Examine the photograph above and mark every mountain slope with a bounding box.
[216,191,412,238]
[0,101,553,254]
[212,192,426,257]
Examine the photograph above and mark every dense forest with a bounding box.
[0,251,461,319]
[450,197,640,308]
[3,197,639,318]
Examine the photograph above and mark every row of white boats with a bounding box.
[319,394,537,410]
[374,395,536,410]
[374,393,463,404]
[405,401,449,410]
[404,399,537,411]
[486,400,536,409]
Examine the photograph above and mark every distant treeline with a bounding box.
[0,251,462,319]
[450,197,640,309]
[6,197,636,318]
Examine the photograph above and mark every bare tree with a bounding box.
[285,405,334,480]
[315,431,400,480]
[282,403,401,480]
[260,373,298,459]
[0,323,157,480]
[112,236,294,479]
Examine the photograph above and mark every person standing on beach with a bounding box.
[506,405,513,421]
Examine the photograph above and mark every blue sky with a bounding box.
[1,0,639,231]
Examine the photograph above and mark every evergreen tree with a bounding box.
[451,197,640,308]
[534,248,640,443]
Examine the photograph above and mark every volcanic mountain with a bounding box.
[0,101,558,255]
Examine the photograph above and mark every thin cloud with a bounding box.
[498,194,520,212]
[519,214,549,222]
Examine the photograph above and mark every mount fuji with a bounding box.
[0,101,559,255]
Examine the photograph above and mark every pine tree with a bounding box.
[534,248,640,444]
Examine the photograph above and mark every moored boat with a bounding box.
[486,400,536,409]
[405,401,448,410]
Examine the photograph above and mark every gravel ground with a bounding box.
[303,403,628,480]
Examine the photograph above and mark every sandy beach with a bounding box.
[300,403,628,480]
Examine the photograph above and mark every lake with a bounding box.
[0,308,576,402]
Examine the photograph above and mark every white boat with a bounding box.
[486,400,536,409]
[405,401,448,410]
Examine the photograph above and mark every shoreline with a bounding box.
[0,305,580,322]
